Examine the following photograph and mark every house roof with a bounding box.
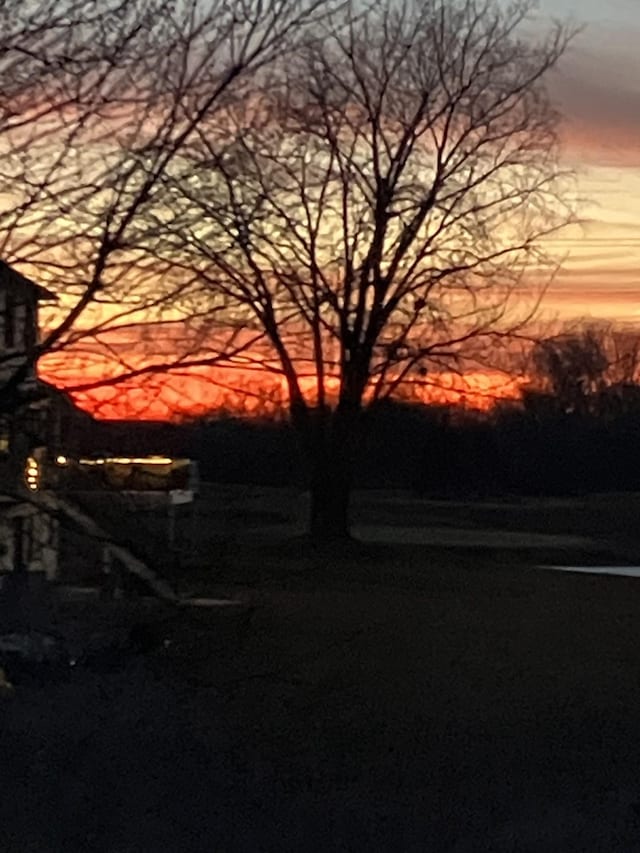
[0,260,57,301]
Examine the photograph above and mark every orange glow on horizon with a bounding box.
[39,353,523,421]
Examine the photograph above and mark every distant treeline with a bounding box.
[62,387,640,497]
[51,325,640,496]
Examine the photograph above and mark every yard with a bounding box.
[3,491,640,851]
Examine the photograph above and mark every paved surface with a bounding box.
[354,524,597,550]
[237,521,599,552]
[541,565,640,578]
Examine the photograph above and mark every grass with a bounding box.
[4,493,640,850]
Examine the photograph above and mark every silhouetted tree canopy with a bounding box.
[147,0,575,538]
[530,329,609,413]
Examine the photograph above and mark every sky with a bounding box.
[537,0,640,322]
[37,0,640,419]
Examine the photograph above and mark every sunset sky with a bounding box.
[541,0,640,321]
[38,0,640,420]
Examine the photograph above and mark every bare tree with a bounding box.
[528,321,640,417]
[147,0,575,540]
[0,0,341,593]
[1,0,173,412]
[1,0,335,415]
[530,327,608,414]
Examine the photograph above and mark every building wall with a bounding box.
[0,286,36,386]
[0,502,59,580]
[1,269,58,581]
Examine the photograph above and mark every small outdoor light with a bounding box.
[24,455,40,491]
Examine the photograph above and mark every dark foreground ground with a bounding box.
[4,536,640,851]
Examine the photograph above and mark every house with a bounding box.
[0,260,184,600]
[0,260,59,579]
[0,259,55,390]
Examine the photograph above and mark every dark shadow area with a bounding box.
[69,392,640,499]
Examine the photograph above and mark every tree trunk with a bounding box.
[306,405,359,544]
[309,452,352,542]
